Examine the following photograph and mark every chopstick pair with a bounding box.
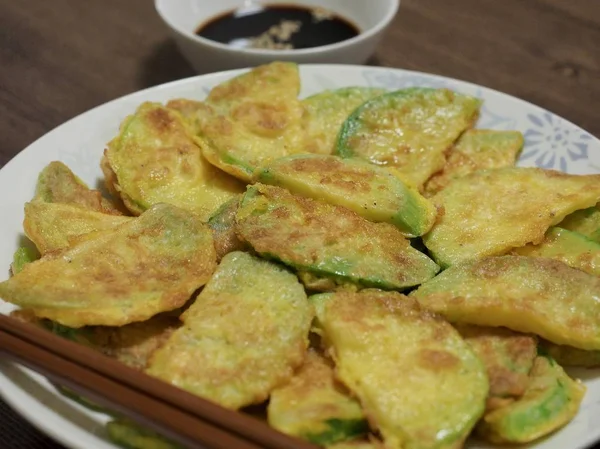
[0,314,318,449]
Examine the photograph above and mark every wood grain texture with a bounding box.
[0,0,599,448]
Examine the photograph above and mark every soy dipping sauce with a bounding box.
[196,4,360,50]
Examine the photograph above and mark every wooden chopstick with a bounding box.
[0,315,319,449]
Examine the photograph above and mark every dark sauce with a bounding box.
[196,4,360,50]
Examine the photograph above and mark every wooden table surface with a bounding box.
[1,0,599,447]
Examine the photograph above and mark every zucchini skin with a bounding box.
[477,355,586,444]
[268,350,368,445]
[106,419,181,449]
[512,227,600,277]
[254,154,436,237]
[236,184,439,291]
[335,88,481,190]
[313,289,488,449]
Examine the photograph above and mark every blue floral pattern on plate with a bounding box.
[520,112,592,171]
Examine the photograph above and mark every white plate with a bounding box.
[1,65,599,449]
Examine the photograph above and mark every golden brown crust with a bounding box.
[0,204,217,327]
[37,161,122,215]
[194,63,304,182]
[104,102,244,219]
[23,201,132,255]
[424,167,600,266]
[300,87,386,156]
[207,195,247,261]
[146,252,312,410]
[83,316,180,370]
[424,130,523,196]
[337,88,481,190]
[315,289,488,449]
[413,255,600,350]
[236,184,439,289]
[455,324,537,408]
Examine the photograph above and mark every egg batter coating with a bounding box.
[423,167,600,267]
[336,88,481,190]
[512,227,600,276]
[166,98,205,132]
[52,317,179,371]
[424,129,523,196]
[0,203,216,327]
[477,355,585,444]
[268,349,368,445]
[301,87,386,155]
[313,290,488,449]
[11,309,179,371]
[193,62,305,182]
[35,161,122,215]
[103,102,244,218]
[23,201,132,255]
[412,255,600,350]
[254,154,436,237]
[455,324,537,410]
[146,251,313,410]
[235,184,439,290]
[207,195,246,261]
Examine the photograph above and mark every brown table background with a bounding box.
[1,0,599,447]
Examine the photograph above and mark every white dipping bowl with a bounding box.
[155,0,400,73]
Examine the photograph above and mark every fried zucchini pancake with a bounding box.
[424,129,523,196]
[166,98,205,131]
[70,315,181,370]
[23,201,132,255]
[477,355,585,444]
[512,227,600,276]
[558,204,600,243]
[35,161,122,215]
[455,325,537,410]
[254,154,436,237]
[0,204,216,327]
[103,102,243,218]
[336,88,481,189]
[193,62,304,182]
[207,195,246,261]
[236,184,439,290]
[11,309,180,371]
[301,87,386,155]
[146,251,313,410]
[423,167,600,267]
[54,319,179,371]
[412,256,600,350]
[268,349,368,445]
[313,290,488,449]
